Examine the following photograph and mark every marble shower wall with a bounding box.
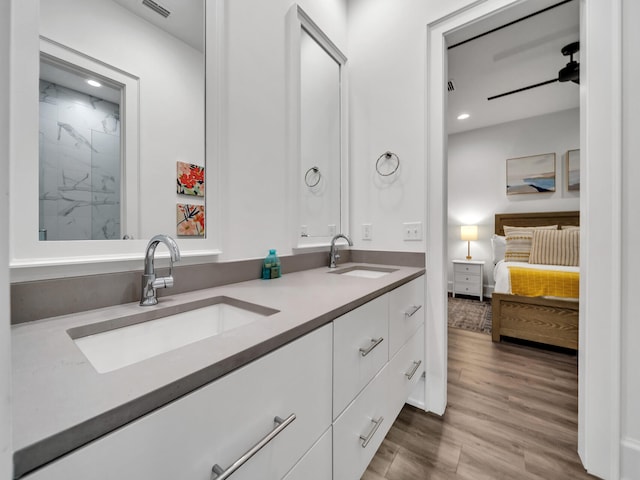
[39,80,121,240]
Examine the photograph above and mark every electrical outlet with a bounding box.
[300,225,308,237]
[328,224,337,236]
[362,223,372,240]
[403,221,423,241]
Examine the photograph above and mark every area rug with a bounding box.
[448,295,492,334]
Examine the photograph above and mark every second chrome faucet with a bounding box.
[329,233,353,268]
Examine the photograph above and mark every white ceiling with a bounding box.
[111,0,204,52]
[446,0,580,134]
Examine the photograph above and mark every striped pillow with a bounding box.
[529,229,580,266]
[503,225,558,262]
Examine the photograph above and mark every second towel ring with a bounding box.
[304,166,322,187]
[376,151,400,177]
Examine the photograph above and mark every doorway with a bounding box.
[426,0,623,477]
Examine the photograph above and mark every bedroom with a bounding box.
[446,0,580,310]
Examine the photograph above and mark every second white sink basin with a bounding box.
[331,266,398,279]
[69,297,279,373]
[340,269,389,279]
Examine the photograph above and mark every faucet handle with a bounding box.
[152,275,174,289]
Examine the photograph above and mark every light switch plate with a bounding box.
[403,222,423,241]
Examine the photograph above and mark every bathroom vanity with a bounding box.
[12,264,425,480]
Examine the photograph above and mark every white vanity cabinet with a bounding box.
[282,427,332,480]
[20,273,426,480]
[332,277,425,480]
[333,294,389,418]
[387,324,425,417]
[388,276,425,357]
[23,324,333,480]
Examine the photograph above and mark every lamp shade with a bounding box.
[460,225,478,241]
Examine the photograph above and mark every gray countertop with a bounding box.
[11,262,424,478]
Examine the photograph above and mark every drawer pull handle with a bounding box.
[210,413,296,480]
[405,360,422,380]
[360,416,384,448]
[404,305,422,318]
[359,337,384,357]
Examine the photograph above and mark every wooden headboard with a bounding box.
[495,211,580,235]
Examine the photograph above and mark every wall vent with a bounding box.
[447,79,456,92]
[142,0,171,18]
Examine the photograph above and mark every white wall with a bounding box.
[621,0,640,476]
[219,0,347,260]
[0,0,12,475]
[347,0,429,252]
[447,108,580,292]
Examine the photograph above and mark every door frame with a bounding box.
[425,0,622,478]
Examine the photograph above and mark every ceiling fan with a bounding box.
[487,41,580,101]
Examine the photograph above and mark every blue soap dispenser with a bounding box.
[262,249,281,279]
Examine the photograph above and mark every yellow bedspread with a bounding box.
[508,266,580,299]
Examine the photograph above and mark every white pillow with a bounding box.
[491,234,506,265]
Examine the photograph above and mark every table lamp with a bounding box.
[460,225,478,260]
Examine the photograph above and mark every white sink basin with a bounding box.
[69,298,278,373]
[340,269,391,279]
[330,266,398,279]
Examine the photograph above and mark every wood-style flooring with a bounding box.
[362,327,599,480]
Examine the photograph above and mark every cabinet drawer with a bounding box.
[283,427,332,480]
[455,273,479,283]
[388,276,424,357]
[333,365,390,480]
[24,324,333,480]
[454,263,481,275]
[454,282,481,295]
[387,325,425,419]
[333,294,389,418]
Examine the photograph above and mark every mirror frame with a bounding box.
[9,0,223,281]
[286,4,349,249]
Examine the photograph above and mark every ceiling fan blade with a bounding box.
[487,78,558,101]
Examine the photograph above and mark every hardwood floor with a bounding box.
[362,327,598,480]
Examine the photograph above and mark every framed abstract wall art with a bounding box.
[506,153,556,195]
[176,203,205,236]
[566,149,580,192]
[177,161,205,196]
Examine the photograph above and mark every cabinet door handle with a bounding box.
[405,360,422,380]
[210,413,296,480]
[359,337,384,357]
[360,416,384,448]
[404,305,422,318]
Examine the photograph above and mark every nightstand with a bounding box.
[452,260,485,301]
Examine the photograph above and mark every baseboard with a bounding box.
[621,437,640,480]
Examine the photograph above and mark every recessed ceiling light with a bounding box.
[457,113,470,120]
[87,79,102,88]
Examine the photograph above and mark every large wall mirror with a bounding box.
[287,5,348,248]
[10,0,219,278]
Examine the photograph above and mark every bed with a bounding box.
[491,211,579,350]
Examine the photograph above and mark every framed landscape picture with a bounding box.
[506,153,556,195]
[566,149,580,192]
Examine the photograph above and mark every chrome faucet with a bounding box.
[329,233,353,268]
[140,234,181,306]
